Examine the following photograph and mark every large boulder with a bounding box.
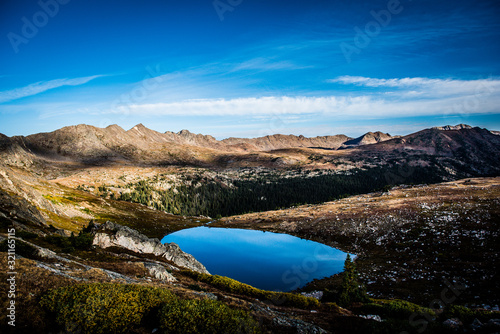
[93,221,209,274]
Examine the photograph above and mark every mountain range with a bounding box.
[1,123,499,175]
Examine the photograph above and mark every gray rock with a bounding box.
[360,314,382,322]
[301,290,324,300]
[93,221,209,274]
[443,318,463,329]
[252,303,326,334]
[55,228,71,237]
[470,318,482,331]
[192,291,218,300]
[272,316,328,334]
[0,188,47,226]
[143,262,177,282]
[486,319,500,329]
[36,247,58,259]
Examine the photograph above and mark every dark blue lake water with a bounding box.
[161,227,351,292]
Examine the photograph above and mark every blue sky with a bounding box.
[1,0,499,138]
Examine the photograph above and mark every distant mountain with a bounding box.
[363,126,500,175]
[0,124,353,165]
[0,123,499,176]
[222,133,351,151]
[340,131,393,149]
[373,126,499,155]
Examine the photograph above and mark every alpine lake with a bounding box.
[162,226,352,292]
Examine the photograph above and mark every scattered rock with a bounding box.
[192,291,218,300]
[54,228,71,237]
[443,318,463,329]
[486,319,500,330]
[470,318,483,331]
[79,268,110,281]
[252,303,327,334]
[35,247,58,259]
[143,262,177,282]
[272,316,328,334]
[360,314,382,322]
[301,290,323,300]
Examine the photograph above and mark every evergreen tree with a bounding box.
[338,254,367,306]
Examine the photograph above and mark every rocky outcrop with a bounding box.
[92,221,209,274]
[0,188,47,226]
[433,124,472,131]
[143,262,177,282]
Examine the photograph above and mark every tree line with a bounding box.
[116,164,445,218]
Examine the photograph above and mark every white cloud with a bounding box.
[108,87,500,118]
[111,96,368,116]
[328,76,500,99]
[0,75,103,103]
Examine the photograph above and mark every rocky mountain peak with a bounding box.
[340,131,393,149]
[178,129,193,136]
[106,124,124,131]
[433,124,473,131]
[129,123,148,132]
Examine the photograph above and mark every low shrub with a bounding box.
[42,230,93,253]
[182,271,320,309]
[188,283,205,291]
[17,230,39,239]
[41,282,260,334]
[70,231,93,250]
[40,283,173,334]
[441,304,498,323]
[159,298,259,334]
[360,299,436,320]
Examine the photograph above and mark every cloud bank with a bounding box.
[109,76,499,118]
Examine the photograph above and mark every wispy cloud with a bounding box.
[328,76,500,99]
[329,76,448,87]
[0,75,104,104]
[231,57,311,72]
